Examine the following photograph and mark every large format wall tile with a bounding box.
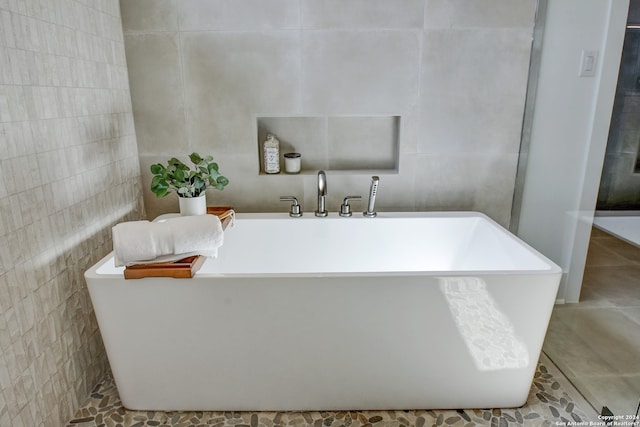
[120,0,178,32]
[122,2,535,227]
[124,33,187,154]
[327,116,399,170]
[414,153,518,227]
[182,32,301,155]
[599,153,640,207]
[598,34,640,209]
[178,0,299,31]
[302,31,421,114]
[425,0,537,29]
[420,29,532,155]
[302,0,424,29]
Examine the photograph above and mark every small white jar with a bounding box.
[284,153,301,174]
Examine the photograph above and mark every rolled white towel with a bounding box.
[112,215,223,267]
[169,215,223,257]
[112,220,158,266]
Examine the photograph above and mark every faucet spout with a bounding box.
[315,170,328,217]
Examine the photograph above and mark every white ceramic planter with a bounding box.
[179,193,206,216]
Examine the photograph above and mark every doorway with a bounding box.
[597,0,640,212]
[542,0,640,416]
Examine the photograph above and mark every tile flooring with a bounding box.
[67,354,593,426]
[543,226,640,416]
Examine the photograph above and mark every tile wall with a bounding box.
[122,0,537,226]
[0,0,143,426]
[597,3,640,210]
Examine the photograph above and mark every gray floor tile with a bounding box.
[544,227,640,416]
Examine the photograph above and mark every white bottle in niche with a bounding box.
[263,134,280,174]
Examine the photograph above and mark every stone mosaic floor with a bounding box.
[66,362,593,427]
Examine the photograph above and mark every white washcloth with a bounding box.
[112,215,224,267]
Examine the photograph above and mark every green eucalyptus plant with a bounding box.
[150,153,229,198]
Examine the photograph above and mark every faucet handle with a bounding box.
[339,196,361,217]
[280,196,302,217]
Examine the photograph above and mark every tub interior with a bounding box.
[96,213,554,276]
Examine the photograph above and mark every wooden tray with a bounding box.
[123,207,234,279]
[124,255,206,279]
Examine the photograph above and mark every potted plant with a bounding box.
[150,153,229,215]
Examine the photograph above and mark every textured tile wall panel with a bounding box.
[0,1,144,426]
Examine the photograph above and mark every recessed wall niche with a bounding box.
[256,116,400,174]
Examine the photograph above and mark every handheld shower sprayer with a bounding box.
[364,176,379,217]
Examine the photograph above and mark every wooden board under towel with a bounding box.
[124,255,207,279]
[123,206,234,279]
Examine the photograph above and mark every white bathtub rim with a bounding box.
[88,211,561,279]
[87,256,561,279]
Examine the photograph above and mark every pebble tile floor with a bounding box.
[67,361,593,427]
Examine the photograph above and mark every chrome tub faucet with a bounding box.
[315,170,328,217]
[280,196,302,217]
[339,196,361,217]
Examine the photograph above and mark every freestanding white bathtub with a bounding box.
[85,212,561,411]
